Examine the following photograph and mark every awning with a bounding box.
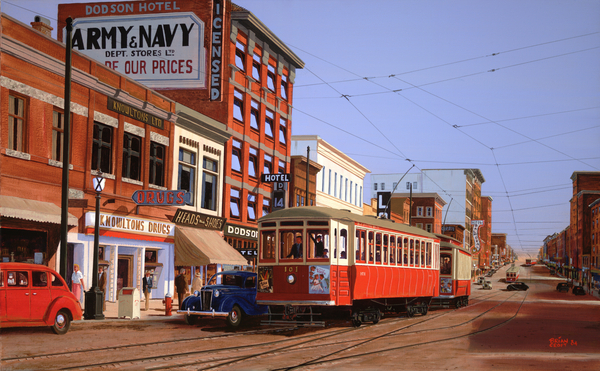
[175,226,247,266]
[0,195,78,226]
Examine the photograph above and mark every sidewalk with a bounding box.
[74,298,184,323]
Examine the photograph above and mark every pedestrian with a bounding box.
[191,271,203,294]
[175,268,187,308]
[98,266,107,311]
[71,264,85,307]
[142,271,153,311]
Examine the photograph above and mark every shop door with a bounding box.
[117,256,133,293]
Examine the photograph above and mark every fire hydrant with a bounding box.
[163,295,172,316]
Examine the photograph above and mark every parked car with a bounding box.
[556,283,569,293]
[572,286,586,296]
[0,263,83,334]
[178,270,268,328]
[477,276,485,285]
[482,281,492,290]
[507,282,529,291]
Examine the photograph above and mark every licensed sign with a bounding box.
[172,208,225,231]
[69,12,205,89]
[132,190,191,206]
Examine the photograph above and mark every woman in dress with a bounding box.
[71,264,85,307]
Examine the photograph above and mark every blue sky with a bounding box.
[3,0,599,257]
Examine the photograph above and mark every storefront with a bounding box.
[172,209,248,291]
[0,195,78,267]
[67,212,175,304]
[223,222,258,267]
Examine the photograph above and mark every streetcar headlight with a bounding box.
[214,290,220,297]
[287,274,296,284]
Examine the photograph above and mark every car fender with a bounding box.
[43,296,82,325]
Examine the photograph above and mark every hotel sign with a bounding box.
[108,98,164,129]
[172,208,226,231]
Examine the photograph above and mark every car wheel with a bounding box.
[184,314,198,326]
[51,310,71,335]
[226,305,243,328]
[507,286,514,291]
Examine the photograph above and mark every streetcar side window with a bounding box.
[390,236,396,264]
[441,253,452,275]
[410,240,415,266]
[356,230,366,263]
[280,230,303,260]
[420,241,425,267]
[260,230,276,261]
[307,230,329,260]
[403,238,409,265]
[340,229,347,260]
[427,242,432,267]
[383,234,388,264]
[368,232,374,264]
[375,233,382,263]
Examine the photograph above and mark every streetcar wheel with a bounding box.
[406,307,414,317]
[51,310,70,335]
[226,305,243,328]
[422,307,428,316]
[352,319,362,327]
[455,300,461,309]
[184,314,198,325]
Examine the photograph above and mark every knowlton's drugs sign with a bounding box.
[68,12,205,89]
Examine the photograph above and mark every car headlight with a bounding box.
[214,290,220,297]
[287,274,296,284]
[193,290,200,297]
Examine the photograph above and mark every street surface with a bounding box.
[1,264,599,370]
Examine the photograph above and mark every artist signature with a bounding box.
[549,336,577,347]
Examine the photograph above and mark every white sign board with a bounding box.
[69,13,205,89]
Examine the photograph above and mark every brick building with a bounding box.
[389,193,446,234]
[57,0,305,267]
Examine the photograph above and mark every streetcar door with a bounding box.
[330,221,351,305]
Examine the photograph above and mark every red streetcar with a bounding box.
[256,207,440,326]
[506,265,520,282]
[432,234,472,308]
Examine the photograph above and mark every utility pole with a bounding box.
[59,17,73,279]
[305,146,310,206]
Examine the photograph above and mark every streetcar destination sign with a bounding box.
[261,173,290,182]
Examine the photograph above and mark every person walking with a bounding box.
[175,268,187,308]
[98,266,107,311]
[71,264,85,308]
[142,271,153,311]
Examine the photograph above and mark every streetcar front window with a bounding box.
[340,229,348,260]
[260,231,276,261]
[441,253,452,275]
[307,230,329,259]
[280,230,303,260]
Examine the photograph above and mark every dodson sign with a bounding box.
[69,13,205,89]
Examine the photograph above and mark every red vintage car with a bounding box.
[0,263,83,334]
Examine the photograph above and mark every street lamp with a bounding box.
[84,172,106,320]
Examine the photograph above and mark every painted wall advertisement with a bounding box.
[69,13,205,89]
[309,266,330,294]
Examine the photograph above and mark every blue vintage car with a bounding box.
[178,270,268,327]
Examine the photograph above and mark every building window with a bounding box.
[426,207,433,217]
[345,178,348,202]
[339,175,343,200]
[322,166,326,192]
[406,182,411,190]
[267,64,276,91]
[296,194,301,207]
[263,198,271,216]
[235,40,245,71]
[233,90,244,122]
[334,172,338,197]
[265,109,274,138]
[279,117,287,145]
[280,74,288,100]
[374,183,378,191]
[252,53,261,81]
[278,161,286,174]
[328,170,332,195]
[426,224,432,233]
[247,193,257,221]
[52,110,68,161]
[178,149,196,205]
[417,207,423,216]
[381,183,385,190]
[123,132,142,181]
[201,157,218,211]
[92,122,113,173]
[416,223,423,229]
[231,139,242,173]
[250,100,260,131]
[230,188,241,219]
[413,181,418,189]
[355,184,359,205]
[8,94,26,152]
[360,186,362,204]
[264,154,272,174]
[149,142,165,187]
[393,182,397,190]
[248,147,258,178]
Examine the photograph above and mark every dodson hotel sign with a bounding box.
[68,11,205,89]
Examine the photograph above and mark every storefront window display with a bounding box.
[1,228,47,264]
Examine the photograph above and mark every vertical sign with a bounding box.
[471,220,484,253]
[376,191,391,218]
[210,0,224,101]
